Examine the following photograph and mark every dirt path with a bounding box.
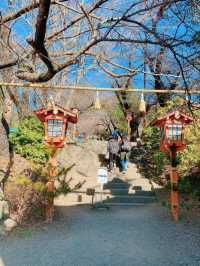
[0,141,199,266]
[0,204,200,266]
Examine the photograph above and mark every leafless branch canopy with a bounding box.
[0,0,199,91]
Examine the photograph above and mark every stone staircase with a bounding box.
[54,141,157,207]
[55,162,157,207]
[101,177,156,206]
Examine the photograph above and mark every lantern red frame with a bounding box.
[35,104,79,222]
[152,110,194,222]
[151,111,194,153]
[35,104,78,148]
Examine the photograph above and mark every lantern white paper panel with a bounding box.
[48,119,64,137]
[168,124,183,141]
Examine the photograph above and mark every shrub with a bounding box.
[33,182,46,193]
[141,97,200,196]
[4,180,46,224]
[4,163,81,224]
[179,177,192,194]
[16,175,32,186]
[142,123,169,180]
[111,105,128,134]
[9,116,50,164]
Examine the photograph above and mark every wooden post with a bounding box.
[126,111,132,141]
[46,149,57,222]
[127,119,131,140]
[170,149,179,222]
[170,168,179,222]
[72,124,77,141]
[72,111,79,141]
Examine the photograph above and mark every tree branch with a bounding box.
[0,59,18,70]
[17,0,55,82]
[0,0,69,24]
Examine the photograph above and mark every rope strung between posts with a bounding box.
[0,82,200,94]
[139,92,146,113]
[94,91,101,109]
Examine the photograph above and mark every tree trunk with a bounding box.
[0,89,13,189]
[0,114,9,158]
[0,25,14,189]
[0,25,11,160]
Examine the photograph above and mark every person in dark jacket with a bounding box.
[119,135,131,173]
[112,127,121,140]
[107,134,119,171]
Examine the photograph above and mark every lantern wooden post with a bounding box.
[35,104,78,222]
[152,111,194,222]
[46,148,57,222]
[126,111,132,140]
[72,124,77,141]
[127,119,131,140]
[72,108,80,141]
[170,148,179,222]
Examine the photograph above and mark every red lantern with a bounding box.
[152,111,193,154]
[35,103,78,222]
[35,104,78,148]
[152,110,194,222]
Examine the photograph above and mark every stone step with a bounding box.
[103,195,156,205]
[100,203,147,206]
[108,178,129,183]
[70,188,155,197]
[103,183,150,190]
[131,190,155,196]
[70,189,155,197]
[104,183,130,189]
[103,188,132,195]
[104,189,155,196]
[55,192,156,206]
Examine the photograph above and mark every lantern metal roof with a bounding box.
[35,103,78,124]
[151,111,194,127]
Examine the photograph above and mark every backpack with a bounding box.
[112,130,119,139]
[121,140,131,152]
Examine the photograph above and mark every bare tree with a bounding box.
[0,0,197,88]
[0,24,15,188]
[0,0,198,144]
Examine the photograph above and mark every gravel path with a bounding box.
[0,203,200,266]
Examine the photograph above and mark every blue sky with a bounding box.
[0,0,198,97]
